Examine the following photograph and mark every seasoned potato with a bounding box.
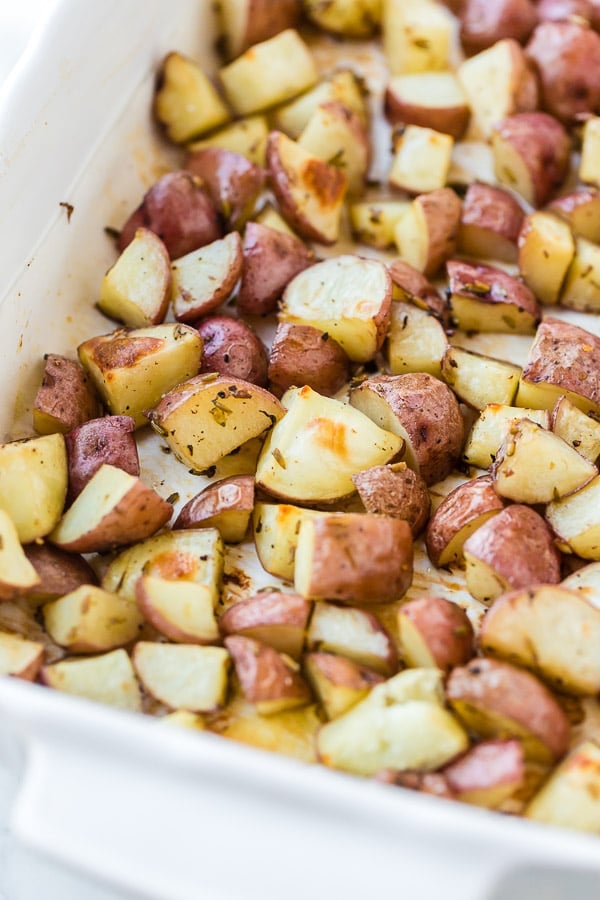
[273,68,367,139]
[304,652,384,721]
[252,502,327,582]
[548,188,600,243]
[173,475,255,543]
[425,476,504,568]
[442,346,522,411]
[387,259,448,322]
[546,474,600,559]
[197,316,268,387]
[268,323,350,399]
[394,188,462,277]
[0,434,68,543]
[219,0,301,60]
[0,631,44,682]
[303,0,381,36]
[447,260,540,335]
[350,201,411,250]
[64,415,139,503]
[307,600,398,676]
[225,635,311,715]
[385,72,470,140]
[353,463,430,537]
[99,228,171,328]
[237,222,313,317]
[386,302,448,379]
[219,591,311,660]
[23,542,98,603]
[398,596,474,672]
[170,232,243,323]
[447,658,570,764]
[133,642,230,712]
[185,149,265,230]
[298,100,370,197]
[0,511,41,601]
[153,52,230,144]
[517,211,575,305]
[560,237,600,313]
[389,126,454,195]
[187,115,269,167]
[579,117,600,188]
[459,0,538,54]
[383,0,454,75]
[443,739,526,809]
[459,183,524,263]
[41,649,142,712]
[135,577,219,645]
[462,404,550,471]
[43,585,141,653]
[33,354,101,436]
[525,741,600,832]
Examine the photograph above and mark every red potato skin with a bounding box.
[196,315,268,386]
[224,0,301,58]
[460,0,538,53]
[118,171,222,260]
[399,595,475,671]
[384,85,470,141]
[459,183,525,261]
[352,465,431,537]
[64,415,140,504]
[237,222,314,317]
[537,0,595,24]
[173,474,255,529]
[443,739,525,796]
[219,591,312,655]
[224,634,312,705]
[493,112,571,206]
[305,651,385,690]
[463,504,562,589]
[547,189,600,242]
[185,148,265,229]
[173,231,243,324]
[388,260,449,323]
[526,20,600,123]
[520,316,600,409]
[426,476,505,568]
[447,259,541,324]
[34,354,102,433]
[375,769,456,798]
[23,542,99,598]
[267,322,351,399]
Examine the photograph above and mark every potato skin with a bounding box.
[388,259,449,323]
[493,112,571,207]
[526,20,600,123]
[65,415,139,504]
[34,354,102,435]
[224,634,311,708]
[24,542,99,600]
[197,315,268,387]
[267,322,351,399]
[398,595,475,672]
[237,222,313,317]
[447,259,541,329]
[460,0,538,54]
[426,476,504,568]
[537,0,595,23]
[376,769,455,798]
[459,183,525,263]
[173,475,255,530]
[219,591,311,658]
[118,171,222,259]
[185,148,265,229]
[221,0,301,59]
[352,464,430,537]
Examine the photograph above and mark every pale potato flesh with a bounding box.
[526,741,600,831]
[442,346,521,411]
[463,404,550,470]
[307,601,397,676]
[383,0,453,75]
[274,69,367,138]
[98,227,171,328]
[171,232,243,322]
[187,115,269,167]
[133,642,230,711]
[252,502,327,582]
[579,117,600,188]
[0,630,44,681]
[0,434,68,543]
[517,212,574,306]
[350,201,411,249]
[298,100,369,196]
[43,585,142,653]
[136,576,219,644]
[389,126,453,195]
[41,649,142,712]
[154,52,230,143]
[560,238,600,313]
[304,651,384,720]
[552,395,600,463]
[546,475,600,559]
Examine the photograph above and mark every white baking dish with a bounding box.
[1,3,600,897]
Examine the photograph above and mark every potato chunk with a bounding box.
[42,649,142,712]
[526,741,600,832]
[98,228,171,328]
[447,260,540,335]
[225,634,311,715]
[43,585,141,653]
[153,52,230,143]
[304,652,384,721]
[0,434,68,543]
[425,476,504,568]
[546,475,600,560]
[133,643,230,712]
[219,591,311,660]
[307,601,398,676]
[0,510,40,601]
[33,354,101,435]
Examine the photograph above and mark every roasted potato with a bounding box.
[23,542,98,603]
[43,585,142,654]
[33,354,102,435]
[385,72,470,140]
[0,434,68,543]
[547,188,600,243]
[443,739,526,809]
[298,100,370,197]
[387,259,448,322]
[447,259,541,334]
[517,210,575,305]
[398,596,474,672]
[459,0,538,54]
[425,476,504,568]
[442,346,521,411]
[153,52,230,144]
[267,322,351,399]
[41,649,142,712]
[303,0,381,36]
[304,651,384,721]
[389,126,454,195]
[196,316,268,387]
[187,115,269,167]
[173,474,255,543]
[134,642,230,712]
[462,404,550,470]
[64,415,139,503]
[0,511,41,601]
[185,148,265,230]
[386,301,448,379]
[307,600,398,676]
[237,222,313,317]
[394,187,462,277]
[219,591,311,660]
[0,631,45,682]
[135,577,219,645]
[99,228,171,328]
[352,463,430,537]
[219,0,301,60]
[546,473,600,559]
[525,741,600,832]
[225,634,311,715]
[458,183,525,263]
[383,0,454,75]
[170,232,243,323]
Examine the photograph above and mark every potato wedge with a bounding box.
[394,188,462,277]
[560,238,600,313]
[0,631,44,681]
[185,149,265,231]
[267,323,351,399]
[304,0,381,36]
[546,474,600,559]
[153,52,230,144]
[553,395,600,463]
[0,434,68,543]
[383,0,454,75]
[388,260,448,322]
[447,260,540,335]
[398,596,474,673]
[304,652,384,720]
[43,585,141,653]
[23,542,98,603]
[350,201,411,250]
[562,561,600,608]
[385,72,469,140]
[462,404,550,470]
[0,511,40,601]
[170,232,243,323]
[219,0,301,60]
[187,116,268,167]
[273,68,367,139]
[386,302,448,381]
[442,346,521,411]
[579,117,600,188]
[443,739,526,809]
[225,634,311,715]
[65,415,139,503]
[135,576,219,644]
[219,591,311,659]
[459,183,524,264]
[525,741,600,832]
[389,126,453,195]
[306,600,398,676]
[173,475,254,543]
[548,188,600,244]
[237,222,313,318]
[517,211,575,306]
[197,316,268,387]
[352,462,430,537]
[147,374,283,473]
[252,502,328,582]
[298,100,370,196]
[133,642,230,712]
[99,228,171,328]
[33,354,101,436]
[425,476,504,568]
[42,649,142,712]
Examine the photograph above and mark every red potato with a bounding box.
[135,576,219,645]
[307,601,398,676]
[33,354,102,436]
[388,259,449,323]
[526,20,600,123]
[0,631,45,682]
[173,474,255,543]
[398,596,474,672]
[352,463,431,537]
[185,148,265,230]
[426,476,505,569]
[447,259,541,334]
[171,232,243,323]
[196,315,268,386]
[23,542,98,602]
[225,634,312,715]
[118,171,222,260]
[443,739,526,808]
[219,0,301,60]
[237,222,313,317]
[537,0,596,22]
[394,187,462,278]
[460,0,538,53]
[267,322,351,399]
[99,227,172,328]
[385,73,470,140]
[547,189,600,243]
[459,183,525,263]
[64,415,139,504]
[304,652,385,721]
[219,591,312,659]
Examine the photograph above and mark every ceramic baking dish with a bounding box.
[1,2,600,897]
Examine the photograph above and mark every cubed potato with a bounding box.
[225,634,311,715]
[255,385,402,504]
[442,346,522,411]
[147,374,284,473]
[43,585,141,653]
[352,462,431,537]
[135,577,219,644]
[463,404,550,470]
[23,542,98,604]
[33,354,101,436]
[173,475,254,544]
[219,0,301,60]
[350,373,464,485]
[548,189,600,244]
[447,658,570,764]
[237,223,313,318]
[153,52,230,144]
[133,642,230,712]
[187,115,269,167]
[219,591,311,659]
[102,529,224,606]
[252,502,328,582]
[515,317,600,417]
[185,149,265,231]
[480,583,600,694]
[350,201,411,250]
[460,0,537,54]
[219,30,318,115]
[560,238,600,313]
[447,260,541,335]
[197,316,268,387]
[491,417,597,504]
[394,188,462,277]
[385,72,470,140]
[459,183,524,264]
[304,0,381,36]
[78,323,202,427]
[0,631,44,681]
[386,302,448,380]
[579,116,600,187]
[0,511,40,601]
[546,475,600,560]
[525,741,600,832]
[517,211,575,306]
[304,652,384,720]
[0,434,67,543]
[273,69,367,139]
[306,600,398,676]
[443,739,526,809]
[41,649,142,712]
[552,395,600,463]
[425,476,504,568]
[64,415,139,504]
[295,513,413,605]
[98,228,171,328]
[317,668,468,776]
[388,260,449,322]
[298,100,370,196]
[49,464,172,554]
[267,323,351,399]
[398,596,474,672]
[170,232,242,323]
[562,561,600,608]
[463,504,561,603]
[389,126,453,195]
[383,0,454,75]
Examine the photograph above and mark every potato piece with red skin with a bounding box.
[135,576,219,645]
[526,20,600,124]
[443,739,526,808]
[219,591,312,659]
[173,474,255,543]
[398,596,474,672]
[352,463,430,537]
[65,415,139,504]
[463,504,561,604]
[447,658,570,764]
[547,189,600,244]
[447,259,541,335]
[171,232,243,324]
[459,0,538,54]
[196,316,268,387]
[394,187,462,278]
[23,542,98,602]
[267,322,351,399]
[304,652,385,721]
[219,0,301,60]
[388,259,449,323]
[384,73,470,140]
[537,0,596,24]
[237,222,313,317]
[426,476,504,569]
[459,183,525,263]
[225,634,312,715]
[118,171,222,260]
[0,631,45,682]
[33,354,102,436]
[185,148,265,230]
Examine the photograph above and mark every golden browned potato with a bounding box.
[173,474,255,543]
[459,183,525,263]
[447,259,541,334]
[425,476,505,568]
[459,0,538,54]
[350,373,464,486]
[237,222,313,317]
[446,658,570,764]
[385,73,470,140]
[0,631,45,682]
[398,595,474,672]
[525,740,600,831]
[43,585,142,654]
[99,228,172,328]
[118,171,222,260]
[463,504,561,603]
[491,112,571,207]
[304,652,384,721]
[298,100,371,197]
[33,354,102,436]
[197,316,268,387]
[225,634,312,715]
[219,591,312,659]
[219,0,301,60]
[526,20,600,123]
[185,148,265,230]
[443,739,526,809]
[23,542,98,603]
[352,463,431,537]
[394,187,462,277]
[153,52,230,144]
[267,322,351,399]
[64,415,139,503]
[517,210,575,305]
